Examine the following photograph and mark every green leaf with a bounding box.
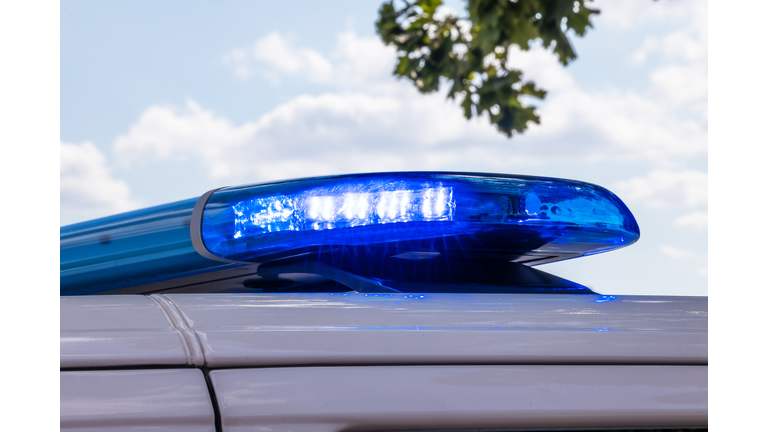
[461,93,473,119]
[375,0,599,139]
[395,56,411,76]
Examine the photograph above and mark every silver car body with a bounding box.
[61,292,708,431]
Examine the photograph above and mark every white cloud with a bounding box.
[505,44,575,92]
[625,0,707,125]
[217,0,708,165]
[168,24,707,180]
[224,31,393,88]
[649,64,707,120]
[113,100,258,179]
[329,31,399,91]
[676,211,708,229]
[632,30,707,66]
[615,170,707,208]
[594,0,705,31]
[660,245,693,260]
[532,87,706,161]
[628,0,707,62]
[60,141,139,223]
[111,92,505,184]
[122,2,709,200]
[224,32,334,83]
[118,1,709,196]
[227,29,572,95]
[119,13,710,184]
[111,84,707,187]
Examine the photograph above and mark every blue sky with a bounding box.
[60,0,707,296]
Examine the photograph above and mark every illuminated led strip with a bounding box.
[231,187,455,237]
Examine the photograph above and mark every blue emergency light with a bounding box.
[60,172,639,295]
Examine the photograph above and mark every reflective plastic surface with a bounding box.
[60,198,238,296]
[249,251,595,294]
[201,172,640,262]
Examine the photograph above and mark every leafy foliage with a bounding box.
[376,0,599,137]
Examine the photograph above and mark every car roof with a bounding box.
[61,293,707,369]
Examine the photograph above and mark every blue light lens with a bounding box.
[60,198,238,296]
[200,172,639,262]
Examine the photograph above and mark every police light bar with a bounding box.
[60,172,639,295]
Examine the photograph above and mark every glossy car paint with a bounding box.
[59,293,708,430]
[165,293,707,368]
[60,369,215,431]
[61,294,707,369]
[60,295,191,368]
[210,365,707,431]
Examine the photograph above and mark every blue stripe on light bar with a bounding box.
[60,198,238,296]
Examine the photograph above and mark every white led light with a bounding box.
[321,197,333,220]
[399,191,410,218]
[435,188,447,217]
[303,186,453,228]
[340,193,371,222]
[376,193,388,219]
[358,194,369,219]
[387,193,397,219]
[343,194,355,220]
[309,197,321,219]
[423,190,433,218]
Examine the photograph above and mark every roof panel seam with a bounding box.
[149,294,205,367]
